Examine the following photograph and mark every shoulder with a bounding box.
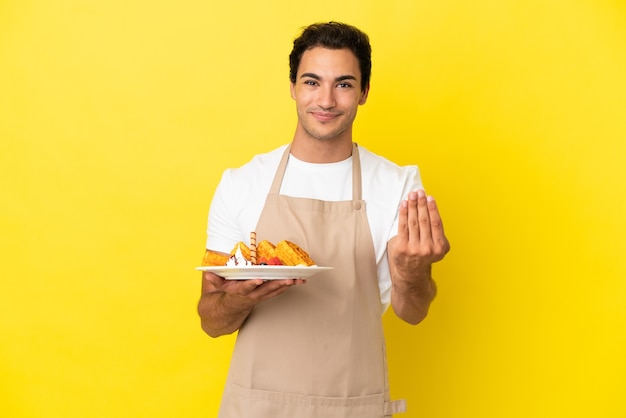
[213,144,287,210]
[358,144,423,232]
[357,144,421,185]
[223,145,287,183]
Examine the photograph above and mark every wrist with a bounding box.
[393,263,431,283]
[221,293,254,315]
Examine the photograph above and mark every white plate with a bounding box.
[195,265,334,280]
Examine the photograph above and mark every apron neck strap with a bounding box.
[270,142,362,201]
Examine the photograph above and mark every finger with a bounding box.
[418,190,433,244]
[427,196,443,231]
[259,284,293,300]
[237,279,265,294]
[397,194,410,241]
[427,196,449,252]
[251,279,297,299]
[202,271,226,291]
[202,271,221,281]
[405,190,419,243]
[253,278,294,292]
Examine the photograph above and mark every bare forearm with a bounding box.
[390,268,437,325]
[197,292,253,338]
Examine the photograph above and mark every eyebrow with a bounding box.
[300,73,358,82]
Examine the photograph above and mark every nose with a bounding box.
[316,85,336,110]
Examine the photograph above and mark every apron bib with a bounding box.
[218,143,406,418]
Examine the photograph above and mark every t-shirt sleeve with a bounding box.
[205,169,241,253]
[388,165,424,241]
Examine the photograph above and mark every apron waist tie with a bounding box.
[384,399,407,415]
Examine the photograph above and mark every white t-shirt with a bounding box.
[206,144,423,312]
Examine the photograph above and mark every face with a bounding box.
[290,47,369,143]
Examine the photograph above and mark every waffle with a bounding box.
[201,249,230,266]
[201,239,314,266]
[230,241,251,259]
[275,240,315,266]
[257,240,277,259]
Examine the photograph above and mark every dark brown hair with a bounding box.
[289,22,372,91]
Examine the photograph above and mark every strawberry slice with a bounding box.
[268,256,283,265]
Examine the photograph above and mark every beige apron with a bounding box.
[218,143,406,418]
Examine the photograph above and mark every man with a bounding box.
[198,22,450,418]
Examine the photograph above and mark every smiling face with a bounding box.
[290,47,369,145]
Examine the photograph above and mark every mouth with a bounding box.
[310,111,341,122]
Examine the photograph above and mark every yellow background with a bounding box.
[1,0,625,417]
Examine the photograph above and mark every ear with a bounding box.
[359,83,370,105]
[290,82,296,100]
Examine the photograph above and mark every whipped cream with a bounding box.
[226,247,252,267]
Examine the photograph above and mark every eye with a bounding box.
[337,82,353,88]
[304,80,318,86]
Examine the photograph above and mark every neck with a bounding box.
[290,129,353,163]
[290,138,353,163]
